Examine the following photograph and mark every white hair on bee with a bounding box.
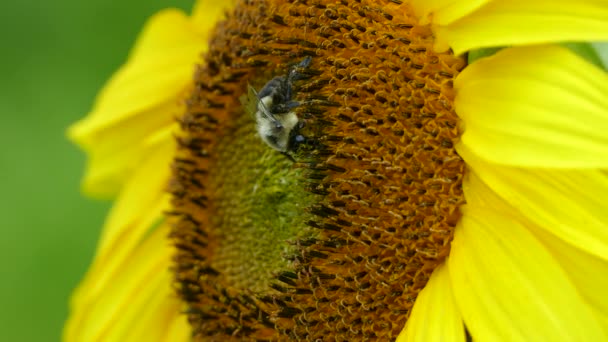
[251,56,311,153]
[255,96,300,152]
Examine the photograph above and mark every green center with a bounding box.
[207,111,316,293]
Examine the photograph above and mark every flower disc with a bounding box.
[170,0,467,340]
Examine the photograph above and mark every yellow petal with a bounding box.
[397,264,465,342]
[531,227,608,331]
[68,9,206,197]
[71,133,173,306]
[465,166,608,317]
[64,224,178,341]
[71,9,201,136]
[110,273,187,342]
[456,45,608,168]
[448,171,606,341]
[163,314,191,342]
[458,144,608,262]
[191,0,235,35]
[410,0,490,25]
[71,107,177,198]
[433,0,608,54]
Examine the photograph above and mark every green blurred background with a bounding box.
[0,1,192,340]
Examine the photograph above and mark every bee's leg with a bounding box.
[281,151,296,163]
[298,56,312,68]
[286,101,300,110]
[289,56,313,82]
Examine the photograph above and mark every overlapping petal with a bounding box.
[410,0,490,25]
[449,172,606,341]
[531,226,608,333]
[64,225,185,341]
[191,0,235,35]
[68,9,209,197]
[120,288,189,342]
[458,144,608,263]
[398,264,465,342]
[414,0,608,54]
[65,5,230,340]
[70,133,173,307]
[456,45,608,168]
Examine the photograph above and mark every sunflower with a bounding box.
[65,0,608,341]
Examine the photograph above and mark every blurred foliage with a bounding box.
[0,1,192,340]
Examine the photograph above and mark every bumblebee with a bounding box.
[253,56,311,153]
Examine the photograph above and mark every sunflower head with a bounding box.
[169,0,466,339]
[66,0,608,340]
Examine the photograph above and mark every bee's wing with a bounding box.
[240,84,260,119]
[247,84,282,126]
